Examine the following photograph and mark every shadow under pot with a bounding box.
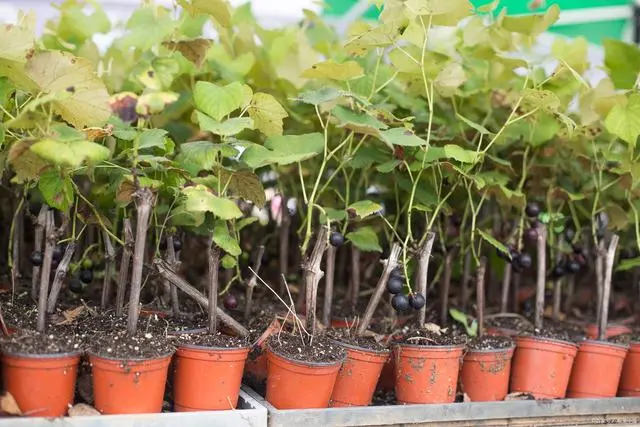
[510,336,578,399]
[265,338,346,409]
[173,343,250,411]
[394,342,465,404]
[89,351,174,414]
[567,339,628,398]
[329,341,390,407]
[618,340,640,397]
[2,350,81,417]
[461,342,515,402]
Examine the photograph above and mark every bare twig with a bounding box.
[357,243,401,336]
[31,205,48,301]
[440,248,457,325]
[279,202,290,293]
[154,259,249,336]
[303,227,328,335]
[37,212,55,333]
[127,188,154,335]
[46,243,76,313]
[100,231,115,309]
[595,239,606,327]
[416,232,436,326]
[166,235,180,315]
[115,219,133,316]
[322,245,336,326]
[500,262,512,313]
[599,234,619,341]
[207,240,221,334]
[461,251,472,311]
[350,247,361,312]
[0,303,10,337]
[552,251,563,322]
[245,245,265,321]
[563,275,575,314]
[535,224,547,330]
[476,257,487,336]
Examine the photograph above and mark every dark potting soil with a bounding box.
[172,330,250,348]
[467,335,513,351]
[327,328,388,352]
[1,292,37,330]
[485,316,534,334]
[267,332,346,364]
[522,326,572,342]
[607,333,640,345]
[1,328,84,355]
[400,327,467,347]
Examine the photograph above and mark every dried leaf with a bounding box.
[55,306,85,325]
[423,322,443,335]
[68,403,100,417]
[163,39,211,67]
[0,392,22,415]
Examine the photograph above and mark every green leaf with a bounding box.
[478,229,509,256]
[248,93,288,137]
[501,4,559,36]
[522,89,560,112]
[617,257,640,272]
[449,308,469,325]
[603,39,640,90]
[38,170,74,212]
[379,128,427,147]
[196,112,254,136]
[137,129,169,151]
[302,60,364,81]
[456,113,492,135]
[175,141,238,175]
[404,0,471,16]
[345,227,382,252]
[295,87,342,105]
[605,94,640,147]
[170,204,205,227]
[444,144,478,164]
[332,106,388,136]
[221,254,237,269]
[218,168,266,207]
[30,139,110,168]
[236,216,258,231]
[25,51,111,128]
[213,220,241,256]
[347,200,382,219]
[193,81,247,121]
[182,185,243,220]
[179,0,232,28]
[320,207,347,223]
[240,133,324,168]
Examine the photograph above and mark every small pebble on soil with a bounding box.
[326,328,389,352]
[267,332,346,363]
[467,335,514,351]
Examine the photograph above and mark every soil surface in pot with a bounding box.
[172,329,249,348]
[399,326,467,346]
[1,328,83,354]
[327,328,388,351]
[520,325,572,342]
[467,335,513,351]
[609,333,640,345]
[267,332,346,363]
[485,316,533,333]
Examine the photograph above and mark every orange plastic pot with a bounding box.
[265,347,344,409]
[510,336,578,399]
[173,345,249,411]
[330,343,389,407]
[90,352,173,414]
[567,340,628,398]
[461,345,515,402]
[585,323,632,339]
[619,341,640,396]
[331,318,358,329]
[394,343,464,404]
[2,351,80,417]
[486,327,518,338]
[244,319,280,386]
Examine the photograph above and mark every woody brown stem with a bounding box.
[46,242,76,313]
[115,219,133,316]
[37,212,55,333]
[322,245,336,326]
[416,232,435,326]
[31,205,48,301]
[100,231,115,309]
[535,224,547,330]
[303,227,328,336]
[207,241,221,334]
[245,245,265,321]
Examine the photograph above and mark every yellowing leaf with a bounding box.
[8,139,49,183]
[136,92,179,116]
[435,62,466,96]
[248,93,288,137]
[179,0,232,29]
[0,12,36,89]
[302,60,364,81]
[30,139,110,167]
[182,185,243,220]
[25,51,110,128]
[605,94,640,148]
[404,0,472,16]
[501,4,559,36]
[163,38,212,67]
[218,168,266,207]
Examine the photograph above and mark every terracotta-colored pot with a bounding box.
[619,341,640,397]
[585,323,632,340]
[567,340,628,398]
[461,345,515,402]
[331,318,358,329]
[243,319,281,387]
[2,351,81,417]
[90,352,173,414]
[173,345,249,411]
[510,336,578,399]
[486,327,518,338]
[330,343,389,407]
[394,343,464,404]
[265,347,344,409]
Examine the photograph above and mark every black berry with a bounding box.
[525,202,540,218]
[566,260,580,274]
[68,278,83,294]
[409,293,426,310]
[51,259,59,269]
[517,253,533,269]
[389,267,403,279]
[223,293,238,310]
[173,238,183,252]
[391,294,410,313]
[79,269,93,284]
[386,275,404,294]
[525,227,538,242]
[52,246,64,262]
[329,232,345,247]
[30,251,43,267]
[551,264,565,279]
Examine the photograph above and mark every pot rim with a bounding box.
[394,341,466,350]
[1,349,83,359]
[579,339,629,350]
[87,350,175,362]
[177,342,251,352]
[465,343,516,354]
[266,344,347,367]
[329,338,391,355]
[516,335,579,348]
